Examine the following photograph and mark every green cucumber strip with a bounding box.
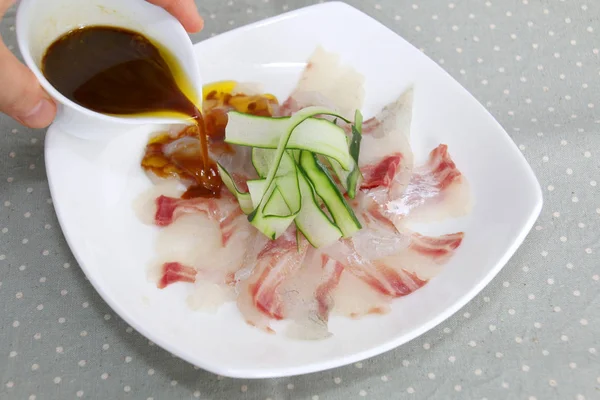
[250,209,297,240]
[247,178,297,239]
[246,179,268,209]
[329,109,364,198]
[216,163,254,215]
[248,107,342,223]
[294,166,342,248]
[347,109,364,196]
[225,110,353,171]
[274,168,301,214]
[251,148,295,178]
[251,150,301,215]
[264,186,292,217]
[299,151,362,238]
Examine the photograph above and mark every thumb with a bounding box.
[0,39,57,128]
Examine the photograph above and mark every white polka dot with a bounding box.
[77,391,84,398]
[31,363,39,371]
[547,278,555,285]
[515,336,523,343]
[124,386,131,392]
[528,294,535,300]
[454,385,462,392]
[423,343,430,350]
[334,377,342,384]
[542,349,549,356]
[534,322,542,328]
[407,387,415,394]
[468,340,477,347]
[549,379,557,387]
[463,312,471,318]
[585,248,593,254]
[449,356,456,363]
[475,369,483,376]
[54,377,61,384]
[560,236,567,242]
[580,319,588,325]
[496,352,503,358]
[359,390,367,396]
[193,391,201,398]
[6,381,13,388]
[428,372,435,379]
[380,375,388,382]
[12,321,19,328]
[522,365,530,372]
[589,348,597,354]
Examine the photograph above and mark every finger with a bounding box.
[146,0,204,33]
[0,43,57,128]
[0,0,16,19]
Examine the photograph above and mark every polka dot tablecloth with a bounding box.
[1,0,599,399]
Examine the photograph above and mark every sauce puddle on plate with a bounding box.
[42,25,221,198]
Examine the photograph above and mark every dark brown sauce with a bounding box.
[140,81,279,198]
[42,25,221,197]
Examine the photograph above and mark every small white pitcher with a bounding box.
[15,0,203,140]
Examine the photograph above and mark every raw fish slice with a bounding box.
[325,192,463,300]
[153,193,245,246]
[327,230,462,299]
[379,231,464,281]
[210,143,256,188]
[386,144,471,223]
[359,89,414,167]
[157,262,197,289]
[279,46,365,119]
[332,271,391,318]
[236,229,310,332]
[358,89,415,207]
[278,251,345,340]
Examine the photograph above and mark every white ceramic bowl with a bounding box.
[15,0,203,140]
[44,2,543,378]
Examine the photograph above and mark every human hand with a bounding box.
[0,0,203,129]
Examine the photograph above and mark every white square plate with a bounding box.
[44,2,543,378]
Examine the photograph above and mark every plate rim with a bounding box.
[44,1,544,379]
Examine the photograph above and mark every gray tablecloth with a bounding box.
[1,1,598,399]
